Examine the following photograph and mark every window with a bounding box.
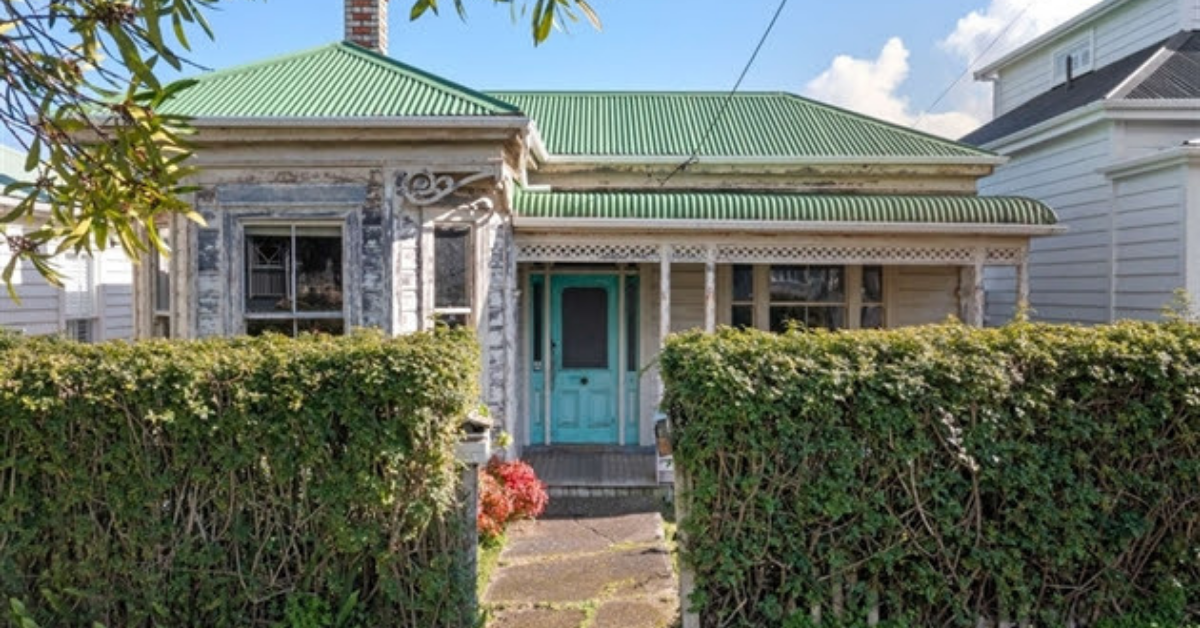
[731,265,885,331]
[151,227,171,338]
[65,318,94,343]
[861,265,886,329]
[1052,35,1093,84]
[61,251,97,342]
[731,265,755,329]
[244,225,344,336]
[769,265,846,331]
[434,225,472,327]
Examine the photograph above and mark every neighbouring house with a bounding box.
[139,0,1059,469]
[0,146,136,341]
[963,0,1200,324]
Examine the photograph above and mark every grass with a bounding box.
[476,534,506,603]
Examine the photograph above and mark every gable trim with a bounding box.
[975,0,1133,79]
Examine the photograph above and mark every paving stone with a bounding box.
[486,546,674,604]
[593,599,679,628]
[503,513,663,560]
[487,607,585,628]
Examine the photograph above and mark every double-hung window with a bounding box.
[62,251,97,342]
[433,224,473,327]
[150,226,172,338]
[731,264,886,331]
[244,224,345,336]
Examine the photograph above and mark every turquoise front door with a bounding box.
[550,275,620,444]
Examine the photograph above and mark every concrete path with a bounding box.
[482,506,679,628]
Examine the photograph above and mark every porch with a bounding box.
[503,189,1059,486]
[512,235,1037,455]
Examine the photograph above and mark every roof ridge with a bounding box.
[338,42,520,114]
[774,92,995,157]
[180,41,520,115]
[487,90,790,97]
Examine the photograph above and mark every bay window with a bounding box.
[244,224,345,336]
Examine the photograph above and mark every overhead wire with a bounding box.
[911,0,1036,132]
[659,0,791,186]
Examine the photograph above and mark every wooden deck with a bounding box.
[523,446,659,489]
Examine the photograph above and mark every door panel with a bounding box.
[551,275,619,444]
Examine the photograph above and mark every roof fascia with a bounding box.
[188,116,530,129]
[1106,45,1176,99]
[980,99,1200,154]
[1100,144,1200,177]
[512,216,1064,236]
[538,155,1007,167]
[974,0,1130,79]
[979,101,1108,153]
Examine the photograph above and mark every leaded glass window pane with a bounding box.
[770,266,844,303]
[435,226,470,309]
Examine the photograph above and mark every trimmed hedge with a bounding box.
[0,329,479,627]
[662,322,1200,627]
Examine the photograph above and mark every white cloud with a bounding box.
[804,38,981,139]
[802,0,1105,139]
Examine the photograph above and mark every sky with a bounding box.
[160,0,1104,139]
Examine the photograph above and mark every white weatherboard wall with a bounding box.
[1110,163,1187,319]
[981,124,1116,324]
[992,0,1183,116]
[0,229,135,340]
[98,246,134,340]
[0,225,63,336]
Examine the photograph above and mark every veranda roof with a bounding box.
[512,189,1059,232]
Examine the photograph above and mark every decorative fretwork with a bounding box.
[516,242,662,263]
[397,169,494,207]
[715,244,979,265]
[985,248,1025,265]
[516,239,1028,267]
[672,245,710,262]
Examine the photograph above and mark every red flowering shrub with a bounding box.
[476,456,549,539]
[477,471,511,542]
[486,458,549,520]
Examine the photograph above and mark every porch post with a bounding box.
[970,255,986,327]
[1016,255,1030,317]
[704,245,716,333]
[660,245,672,348]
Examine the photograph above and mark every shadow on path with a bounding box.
[482,497,679,628]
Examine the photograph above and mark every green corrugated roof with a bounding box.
[160,42,521,118]
[488,92,993,160]
[513,189,1058,226]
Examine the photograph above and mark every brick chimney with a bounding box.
[345,0,389,55]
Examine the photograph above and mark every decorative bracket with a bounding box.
[397,169,494,206]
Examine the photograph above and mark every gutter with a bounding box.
[512,216,1064,236]
[187,116,532,129]
[537,154,1008,168]
[1100,144,1200,178]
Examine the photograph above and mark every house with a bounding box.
[0,146,136,341]
[963,0,1200,324]
[139,0,1059,473]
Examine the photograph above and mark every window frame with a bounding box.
[240,221,348,336]
[432,222,476,327]
[1051,32,1095,85]
[730,264,888,332]
[150,224,172,338]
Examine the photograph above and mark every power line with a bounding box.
[660,0,791,186]
[911,0,1034,132]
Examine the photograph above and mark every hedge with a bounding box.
[662,322,1200,627]
[0,329,479,627]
